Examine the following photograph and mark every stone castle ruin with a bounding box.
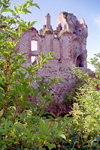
[17,12,88,102]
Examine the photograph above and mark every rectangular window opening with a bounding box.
[31,56,36,63]
[31,40,37,51]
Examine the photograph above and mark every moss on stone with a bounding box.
[44,29,53,34]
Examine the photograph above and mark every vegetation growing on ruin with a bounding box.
[1,0,100,149]
[63,12,68,21]
[44,29,53,34]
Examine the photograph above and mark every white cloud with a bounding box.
[94,16,100,28]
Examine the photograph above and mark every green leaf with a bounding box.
[23,9,31,14]
[1,8,12,13]
[60,134,66,140]
[0,109,3,117]
[9,42,13,47]
[18,22,24,27]
[39,118,46,130]
[18,27,21,37]
[38,96,45,103]
[9,8,16,16]
[21,19,24,22]
[45,143,56,150]
[14,6,19,13]
[13,39,19,46]
[31,21,37,26]
[32,3,40,9]
[55,122,58,128]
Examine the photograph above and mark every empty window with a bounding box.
[54,34,57,38]
[31,56,38,65]
[31,56,36,63]
[31,40,37,51]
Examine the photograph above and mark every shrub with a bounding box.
[64,78,85,105]
[64,54,100,149]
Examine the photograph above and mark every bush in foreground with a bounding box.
[65,55,100,149]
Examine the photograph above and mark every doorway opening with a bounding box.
[76,55,84,67]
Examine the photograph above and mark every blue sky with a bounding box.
[10,0,100,70]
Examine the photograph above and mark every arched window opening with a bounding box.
[31,40,37,51]
[76,55,84,67]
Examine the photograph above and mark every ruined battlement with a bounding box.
[17,12,88,102]
[57,12,88,37]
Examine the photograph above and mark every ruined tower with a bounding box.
[17,12,88,102]
[57,12,88,68]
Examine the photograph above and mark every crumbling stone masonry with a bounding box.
[17,12,88,102]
